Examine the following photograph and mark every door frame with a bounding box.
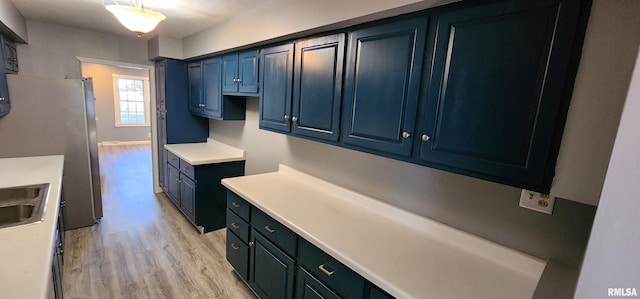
[76,56,162,193]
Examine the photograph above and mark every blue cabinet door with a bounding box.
[419,0,581,189]
[187,62,203,114]
[259,44,294,133]
[180,174,196,223]
[249,229,295,299]
[202,57,223,119]
[292,34,345,142]
[341,17,428,156]
[222,54,239,93]
[167,164,180,207]
[238,50,259,93]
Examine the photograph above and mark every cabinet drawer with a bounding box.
[179,159,195,180]
[299,239,365,299]
[227,191,250,221]
[167,150,179,168]
[226,230,249,281]
[226,208,250,243]
[252,207,297,256]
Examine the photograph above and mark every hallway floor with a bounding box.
[63,144,255,299]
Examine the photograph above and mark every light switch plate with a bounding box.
[519,190,555,214]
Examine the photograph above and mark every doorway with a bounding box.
[77,57,161,193]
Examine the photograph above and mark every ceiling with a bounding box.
[10,0,268,39]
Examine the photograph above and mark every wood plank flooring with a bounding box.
[63,144,255,299]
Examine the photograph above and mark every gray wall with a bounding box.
[574,41,640,298]
[17,20,151,79]
[210,99,596,268]
[0,0,27,42]
[81,63,151,143]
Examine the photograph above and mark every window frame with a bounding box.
[112,74,151,127]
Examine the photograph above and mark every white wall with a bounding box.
[0,0,27,42]
[182,0,456,58]
[81,63,151,143]
[148,35,183,60]
[551,0,640,205]
[574,40,640,299]
[17,20,151,79]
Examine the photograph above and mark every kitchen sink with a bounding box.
[0,184,50,229]
[0,186,41,202]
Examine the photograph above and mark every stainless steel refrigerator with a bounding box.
[0,74,103,229]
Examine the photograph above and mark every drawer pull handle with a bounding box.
[264,225,276,234]
[231,223,240,229]
[231,202,241,208]
[318,264,334,276]
[230,243,240,250]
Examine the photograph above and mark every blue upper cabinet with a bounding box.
[203,57,223,118]
[292,34,345,142]
[222,54,239,94]
[259,43,294,133]
[223,50,259,95]
[341,17,428,157]
[188,57,246,120]
[187,61,203,115]
[418,0,582,190]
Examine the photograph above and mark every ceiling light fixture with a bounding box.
[104,0,166,37]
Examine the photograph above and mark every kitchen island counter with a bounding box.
[0,155,64,299]
[222,164,546,299]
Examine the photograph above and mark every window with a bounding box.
[113,74,151,127]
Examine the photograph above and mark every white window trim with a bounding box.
[112,74,151,127]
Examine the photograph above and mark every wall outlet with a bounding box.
[519,190,555,214]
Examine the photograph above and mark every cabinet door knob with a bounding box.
[0,97,5,102]
[421,134,431,141]
[291,116,298,123]
[248,241,254,247]
[237,78,242,83]
[402,131,411,139]
[230,243,240,250]
[264,225,276,233]
[318,264,335,276]
[284,115,290,121]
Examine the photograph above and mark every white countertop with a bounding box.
[0,155,64,299]
[164,138,245,165]
[222,165,546,299]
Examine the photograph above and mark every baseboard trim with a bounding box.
[99,140,151,146]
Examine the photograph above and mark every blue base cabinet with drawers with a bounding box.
[225,190,394,299]
[165,152,244,233]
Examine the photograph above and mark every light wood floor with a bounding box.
[63,144,255,299]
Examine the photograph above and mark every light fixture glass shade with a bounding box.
[106,4,166,35]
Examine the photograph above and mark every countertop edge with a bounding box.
[164,139,246,165]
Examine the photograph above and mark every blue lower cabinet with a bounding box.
[225,190,389,298]
[226,229,250,281]
[296,267,340,299]
[249,230,296,299]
